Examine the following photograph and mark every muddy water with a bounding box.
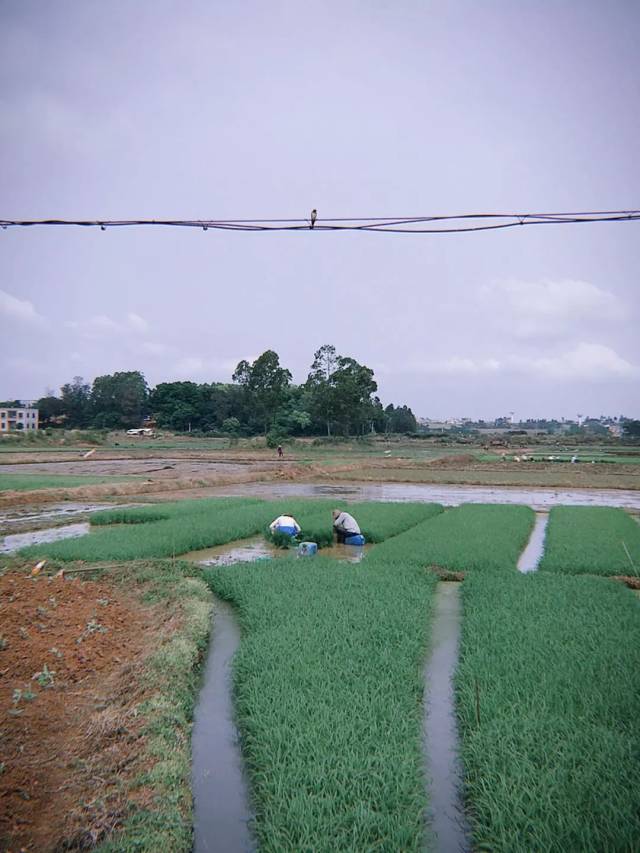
[204,482,640,510]
[0,502,115,532]
[183,536,276,566]
[182,536,370,566]
[192,597,254,852]
[424,582,470,853]
[517,513,549,573]
[0,522,90,553]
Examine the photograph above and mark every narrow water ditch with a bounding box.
[517,512,549,573]
[192,597,255,853]
[424,582,470,853]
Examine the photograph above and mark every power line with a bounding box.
[0,210,639,234]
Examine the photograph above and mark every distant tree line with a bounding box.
[34,345,418,440]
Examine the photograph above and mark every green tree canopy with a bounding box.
[233,350,292,434]
[91,371,149,429]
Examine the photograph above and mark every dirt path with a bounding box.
[0,572,161,851]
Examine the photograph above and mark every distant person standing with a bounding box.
[277,444,284,458]
[332,508,361,544]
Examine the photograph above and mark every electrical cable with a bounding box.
[0,210,638,234]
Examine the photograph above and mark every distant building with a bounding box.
[0,406,39,432]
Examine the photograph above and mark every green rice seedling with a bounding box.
[20,498,275,562]
[0,474,136,492]
[204,540,439,852]
[456,571,640,851]
[539,506,640,576]
[367,503,534,573]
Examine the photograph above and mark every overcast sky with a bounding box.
[1,0,638,420]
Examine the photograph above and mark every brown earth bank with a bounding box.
[0,571,166,852]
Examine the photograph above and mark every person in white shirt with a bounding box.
[332,509,361,543]
[269,513,301,538]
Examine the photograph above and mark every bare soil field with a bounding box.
[0,571,163,852]
[1,442,639,510]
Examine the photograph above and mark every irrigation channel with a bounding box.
[424,582,471,852]
[192,597,255,853]
[517,512,549,573]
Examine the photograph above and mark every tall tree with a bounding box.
[305,344,338,435]
[91,371,149,428]
[331,356,377,435]
[60,376,92,427]
[232,350,292,434]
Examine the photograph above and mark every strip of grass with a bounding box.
[456,571,640,851]
[96,561,212,852]
[539,506,640,576]
[20,498,274,562]
[0,474,137,491]
[368,503,534,572]
[20,498,441,562]
[204,517,445,851]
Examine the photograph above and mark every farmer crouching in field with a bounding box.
[269,513,301,539]
[332,508,361,544]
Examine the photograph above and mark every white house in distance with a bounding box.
[0,405,39,432]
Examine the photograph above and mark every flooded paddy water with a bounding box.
[0,502,115,533]
[182,536,370,566]
[0,522,90,553]
[517,513,549,573]
[204,481,640,511]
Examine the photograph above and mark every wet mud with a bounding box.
[192,597,254,852]
[203,481,640,510]
[424,582,470,853]
[182,536,370,566]
[0,502,115,533]
[0,522,90,554]
[517,513,549,573]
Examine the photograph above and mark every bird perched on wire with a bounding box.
[310,209,317,229]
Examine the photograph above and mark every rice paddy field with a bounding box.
[539,505,640,576]
[5,495,640,851]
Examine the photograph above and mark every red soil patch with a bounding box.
[0,572,160,852]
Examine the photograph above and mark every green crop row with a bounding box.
[539,506,640,576]
[204,553,438,848]
[20,498,275,562]
[368,503,535,573]
[0,473,136,492]
[201,506,534,850]
[456,571,640,851]
[19,498,443,563]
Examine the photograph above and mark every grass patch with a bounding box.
[0,474,137,492]
[456,571,640,851]
[368,504,534,573]
[539,506,640,576]
[203,517,446,850]
[20,498,273,562]
[92,560,213,853]
[40,498,442,562]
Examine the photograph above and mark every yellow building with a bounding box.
[0,406,39,432]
